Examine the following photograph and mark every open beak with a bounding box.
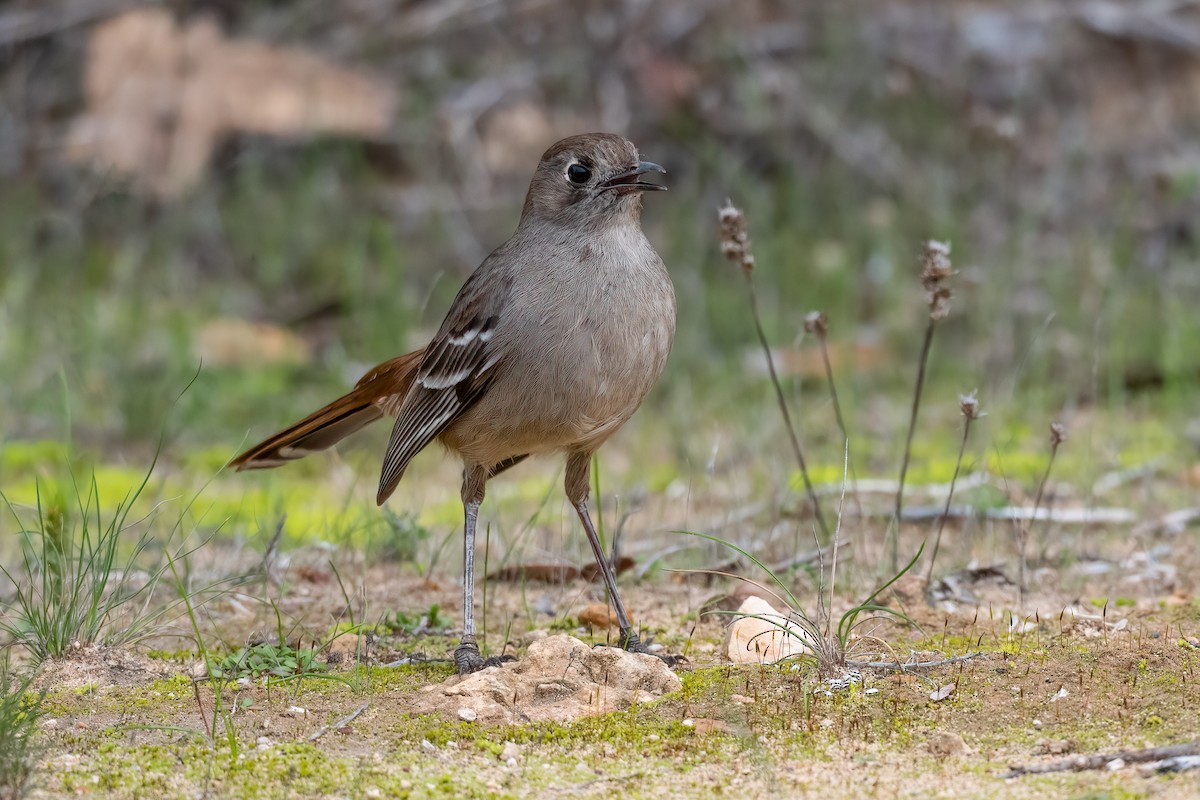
[600,161,667,192]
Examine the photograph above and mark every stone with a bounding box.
[578,603,621,629]
[415,634,681,725]
[725,597,811,664]
[927,731,969,758]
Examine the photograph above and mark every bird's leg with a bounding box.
[453,465,509,674]
[565,453,649,654]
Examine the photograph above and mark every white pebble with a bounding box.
[457,707,477,722]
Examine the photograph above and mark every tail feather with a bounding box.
[228,349,425,471]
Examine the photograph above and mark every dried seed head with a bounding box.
[1049,422,1067,448]
[803,311,828,336]
[718,199,755,274]
[920,239,954,321]
[958,390,985,420]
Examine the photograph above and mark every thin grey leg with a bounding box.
[454,466,488,673]
[565,453,642,651]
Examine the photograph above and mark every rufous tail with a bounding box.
[229,349,424,471]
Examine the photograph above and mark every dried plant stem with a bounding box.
[743,273,830,540]
[925,413,976,582]
[1019,424,1065,606]
[890,320,935,571]
[807,315,863,517]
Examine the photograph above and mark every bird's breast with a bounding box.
[443,224,675,464]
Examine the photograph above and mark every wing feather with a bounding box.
[374,264,512,504]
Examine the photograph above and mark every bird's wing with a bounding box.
[375,266,513,503]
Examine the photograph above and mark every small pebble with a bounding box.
[1032,719,1043,730]
[287,706,307,717]
[420,739,437,753]
[499,741,522,762]
[457,707,477,722]
[681,719,695,728]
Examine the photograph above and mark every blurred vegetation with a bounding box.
[1,1,1198,533]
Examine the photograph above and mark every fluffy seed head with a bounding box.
[920,239,954,321]
[718,199,755,274]
[958,390,985,421]
[1049,422,1067,447]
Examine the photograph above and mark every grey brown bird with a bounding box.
[230,133,675,673]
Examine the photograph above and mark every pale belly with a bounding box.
[441,273,675,467]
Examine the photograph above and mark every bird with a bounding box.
[230,133,675,674]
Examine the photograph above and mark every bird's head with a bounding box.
[519,133,666,227]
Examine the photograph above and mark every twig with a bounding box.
[1001,741,1200,779]
[767,538,850,574]
[846,651,985,672]
[1132,507,1200,537]
[306,702,370,742]
[881,505,1134,525]
[811,472,991,497]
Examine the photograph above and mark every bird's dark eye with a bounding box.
[566,163,591,184]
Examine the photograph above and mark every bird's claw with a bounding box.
[454,641,513,675]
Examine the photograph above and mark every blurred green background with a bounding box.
[1,0,1198,541]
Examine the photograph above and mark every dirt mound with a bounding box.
[31,646,172,691]
[415,634,682,725]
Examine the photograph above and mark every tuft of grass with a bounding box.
[0,656,44,800]
[683,446,923,679]
[0,457,180,662]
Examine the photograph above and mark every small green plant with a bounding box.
[686,529,924,678]
[208,642,328,680]
[381,604,452,637]
[683,446,925,679]
[0,656,44,799]
[0,459,182,662]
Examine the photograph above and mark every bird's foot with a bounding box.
[453,640,514,675]
[615,629,683,669]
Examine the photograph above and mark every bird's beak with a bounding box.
[600,161,668,192]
